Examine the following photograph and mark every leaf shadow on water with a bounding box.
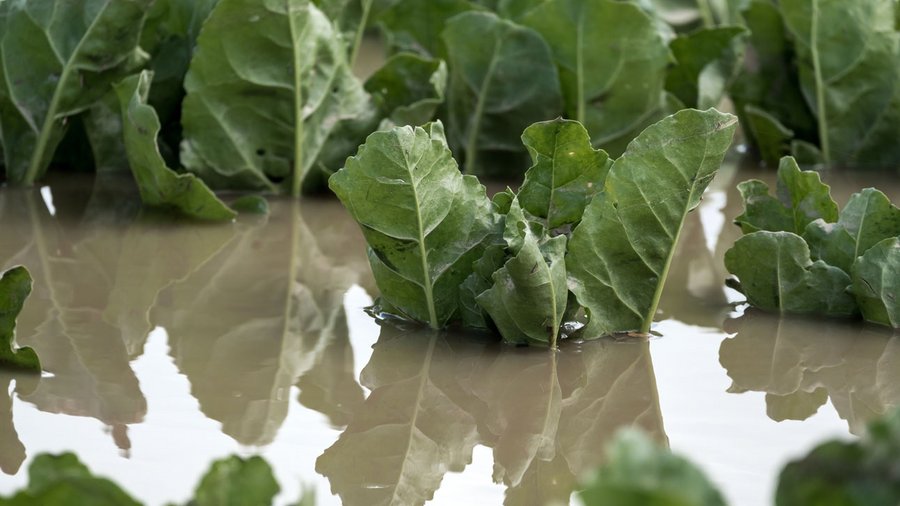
[155,199,371,445]
[720,309,900,435]
[0,177,235,453]
[316,324,666,506]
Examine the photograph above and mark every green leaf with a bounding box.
[378,0,483,58]
[330,123,500,328]
[804,189,900,273]
[476,198,568,347]
[567,108,737,337]
[458,244,506,330]
[180,0,375,197]
[0,453,140,506]
[443,11,563,176]
[229,195,270,215]
[115,72,236,222]
[82,91,130,174]
[0,266,40,373]
[520,0,670,156]
[0,0,152,185]
[665,26,746,109]
[776,407,900,506]
[780,0,900,168]
[851,237,900,328]
[743,105,795,168]
[578,429,726,506]
[734,156,839,234]
[364,53,447,128]
[725,231,859,317]
[190,456,279,506]
[517,119,612,229]
[313,0,394,65]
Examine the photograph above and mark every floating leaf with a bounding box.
[0,266,40,373]
[180,0,375,196]
[329,122,500,328]
[115,72,236,221]
[517,119,612,229]
[734,156,838,234]
[567,108,737,338]
[443,11,563,176]
[851,237,900,328]
[725,231,858,318]
[520,0,670,156]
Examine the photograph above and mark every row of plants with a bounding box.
[3,404,898,505]
[2,0,899,215]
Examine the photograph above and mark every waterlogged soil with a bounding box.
[0,163,898,506]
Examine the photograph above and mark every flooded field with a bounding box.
[1,163,898,506]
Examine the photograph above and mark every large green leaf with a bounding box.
[377,0,483,58]
[665,26,746,109]
[0,0,152,185]
[734,156,838,234]
[180,0,375,196]
[0,266,40,373]
[442,11,563,176]
[851,237,900,328]
[313,0,395,65]
[567,108,737,338]
[775,406,900,506]
[189,456,279,506]
[725,231,859,317]
[578,430,726,506]
[0,453,140,506]
[476,198,568,347]
[114,72,235,221]
[742,105,796,167]
[329,122,500,328]
[804,189,900,273]
[517,119,612,229]
[520,0,670,156]
[364,53,447,128]
[780,0,900,168]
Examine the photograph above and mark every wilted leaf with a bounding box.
[851,237,900,328]
[567,108,737,338]
[0,266,40,373]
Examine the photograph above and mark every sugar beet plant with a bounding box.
[330,108,737,347]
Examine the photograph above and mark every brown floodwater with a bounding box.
[0,160,897,505]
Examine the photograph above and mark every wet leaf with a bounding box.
[776,407,900,506]
[578,429,726,506]
[804,189,900,273]
[520,0,670,156]
[724,231,858,317]
[189,456,279,506]
[180,0,375,196]
[734,156,838,234]
[0,453,140,506]
[329,122,500,328]
[443,11,563,176]
[476,198,568,347]
[0,0,152,185]
[665,26,746,109]
[851,237,900,328]
[115,72,236,221]
[364,53,447,128]
[567,108,737,338]
[517,119,612,229]
[0,266,40,373]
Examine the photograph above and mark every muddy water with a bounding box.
[0,164,897,506]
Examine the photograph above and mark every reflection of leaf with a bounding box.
[0,375,26,475]
[161,201,368,445]
[0,266,40,372]
[721,310,900,434]
[316,330,481,506]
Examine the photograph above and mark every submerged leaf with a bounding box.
[804,189,900,273]
[115,72,236,221]
[330,122,500,328]
[851,237,900,328]
[578,429,727,506]
[181,0,375,196]
[734,156,838,234]
[520,0,670,156]
[725,231,859,318]
[0,0,152,185]
[567,108,737,338]
[0,267,39,373]
[443,11,563,176]
[190,456,280,506]
[517,119,612,229]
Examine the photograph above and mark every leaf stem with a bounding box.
[349,0,373,68]
[697,0,715,28]
[288,2,305,198]
[810,0,831,164]
[575,15,586,124]
[411,170,439,329]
